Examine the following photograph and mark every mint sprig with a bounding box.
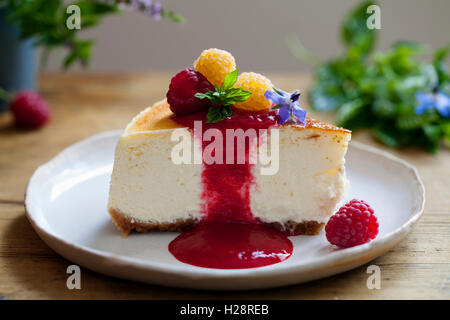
[293,0,450,153]
[195,69,252,123]
[0,0,184,70]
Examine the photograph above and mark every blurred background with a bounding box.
[43,0,450,73]
[1,0,449,150]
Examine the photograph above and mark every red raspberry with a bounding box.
[166,68,214,116]
[10,90,51,128]
[325,199,378,248]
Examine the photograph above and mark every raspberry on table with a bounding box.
[325,199,379,248]
[166,68,214,116]
[233,72,273,111]
[193,48,236,87]
[10,90,51,128]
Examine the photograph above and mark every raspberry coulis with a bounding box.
[169,221,292,269]
[169,108,294,269]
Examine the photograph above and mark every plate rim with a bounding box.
[24,130,425,286]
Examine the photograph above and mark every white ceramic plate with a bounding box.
[25,131,425,290]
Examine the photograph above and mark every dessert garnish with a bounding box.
[325,199,378,248]
[166,68,214,116]
[193,48,236,87]
[233,72,274,111]
[265,88,307,124]
[195,69,252,123]
[169,48,276,123]
[169,222,292,269]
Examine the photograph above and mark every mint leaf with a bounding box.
[194,69,252,123]
[221,68,239,91]
[434,45,450,84]
[195,92,213,100]
[207,105,232,123]
[226,88,252,101]
[294,0,450,152]
[2,0,183,70]
[336,99,366,128]
[341,0,376,55]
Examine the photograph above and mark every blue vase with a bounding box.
[0,8,37,110]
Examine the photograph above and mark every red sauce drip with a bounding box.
[169,108,293,269]
[169,222,292,269]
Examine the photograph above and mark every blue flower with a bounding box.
[146,1,162,20]
[128,0,162,20]
[415,91,450,118]
[264,88,307,124]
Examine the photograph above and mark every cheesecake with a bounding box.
[108,48,351,239]
[108,99,351,236]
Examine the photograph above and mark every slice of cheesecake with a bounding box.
[108,99,351,236]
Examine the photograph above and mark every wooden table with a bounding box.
[0,73,449,299]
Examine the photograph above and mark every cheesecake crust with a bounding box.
[267,220,325,236]
[109,208,199,237]
[109,208,325,237]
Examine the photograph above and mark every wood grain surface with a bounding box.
[0,73,449,299]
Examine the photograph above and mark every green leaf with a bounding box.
[341,0,376,55]
[63,51,78,69]
[195,92,213,100]
[423,124,442,153]
[195,70,252,123]
[396,112,439,130]
[206,105,232,123]
[309,82,347,111]
[372,98,396,118]
[162,9,185,24]
[62,39,94,69]
[222,88,251,102]
[336,99,367,128]
[386,41,425,76]
[433,45,450,84]
[221,68,239,91]
[373,125,402,148]
[423,123,442,141]
[442,121,450,145]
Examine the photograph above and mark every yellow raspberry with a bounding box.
[233,72,273,111]
[193,48,236,87]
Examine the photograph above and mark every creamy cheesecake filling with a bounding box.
[251,127,350,225]
[109,130,203,224]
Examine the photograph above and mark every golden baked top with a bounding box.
[126,99,351,134]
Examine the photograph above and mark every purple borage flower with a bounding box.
[264,88,307,125]
[148,1,162,20]
[128,0,162,20]
[415,90,450,118]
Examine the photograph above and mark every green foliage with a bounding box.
[307,0,450,152]
[341,0,376,56]
[195,69,252,123]
[0,0,184,69]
